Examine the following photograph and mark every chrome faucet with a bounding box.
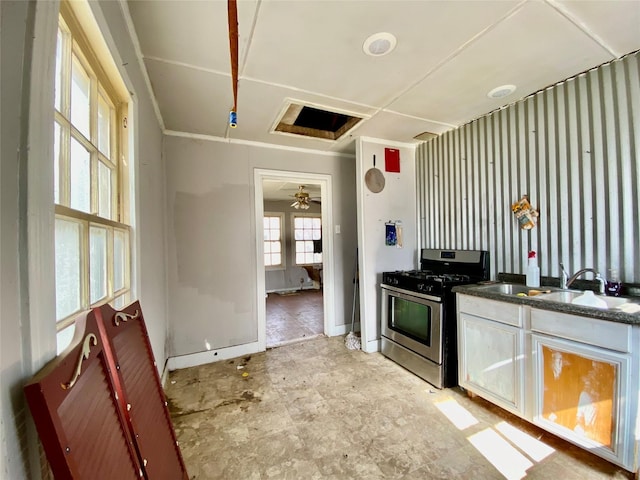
[560,263,605,293]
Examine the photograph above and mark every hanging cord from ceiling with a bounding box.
[227,0,239,128]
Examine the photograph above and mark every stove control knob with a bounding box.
[420,284,433,293]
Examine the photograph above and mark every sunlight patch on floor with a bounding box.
[495,421,555,462]
[432,398,557,479]
[468,428,533,480]
[434,398,479,430]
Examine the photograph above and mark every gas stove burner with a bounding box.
[399,270,434,279]
[383,250,489,298]
[439,273,471,283]
[391,271,471,284]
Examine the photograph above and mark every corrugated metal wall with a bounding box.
[417,51,640,283]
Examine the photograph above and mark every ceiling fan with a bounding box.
[290,185,319,209]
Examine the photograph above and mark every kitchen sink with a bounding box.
[471,284,640,313]
[533,290,640,311]
[475,283,537,295]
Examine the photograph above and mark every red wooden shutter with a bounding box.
[24,302,189,479]
[95,302,189,480]
[24,312,144,480]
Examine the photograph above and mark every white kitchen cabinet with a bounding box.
[530,309,635,469]
[457,295,525,416]
[456,292,640,473]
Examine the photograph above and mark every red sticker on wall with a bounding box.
[385,148,400,173]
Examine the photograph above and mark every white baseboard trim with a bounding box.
[167,341,263,371]
[363,338,381,353]
[167,326,363,371]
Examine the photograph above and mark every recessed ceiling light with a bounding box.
[363,32,397,57]
[487,84,516,99]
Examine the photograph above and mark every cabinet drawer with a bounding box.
[457,294,523,327]
[530,309,632,353]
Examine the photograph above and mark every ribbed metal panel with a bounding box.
[417,51,640,283]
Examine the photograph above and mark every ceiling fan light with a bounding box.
[291,185,312,210]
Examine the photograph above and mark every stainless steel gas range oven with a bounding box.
[381,249,489,389]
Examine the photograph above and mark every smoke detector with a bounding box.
[363,32,397,57]
[487,84,516,99]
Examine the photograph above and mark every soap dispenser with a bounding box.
[526,251,540,287]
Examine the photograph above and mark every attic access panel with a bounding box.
[274,102,363,141]
[295,106,350,131]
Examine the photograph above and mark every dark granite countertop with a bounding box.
[453,279,640,326]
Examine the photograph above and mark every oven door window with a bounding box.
[389,296,432,345]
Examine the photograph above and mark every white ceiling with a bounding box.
[125,0,640,155]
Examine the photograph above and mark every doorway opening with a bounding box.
[254,170,335,351]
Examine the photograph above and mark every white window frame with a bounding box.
[263,212,285,270]
[291,212,322,266]
[54,2,132,344]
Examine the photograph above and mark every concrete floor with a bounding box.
[266,290,324,347]
[166,336,633,480]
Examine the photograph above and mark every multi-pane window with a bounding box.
[54,5,131,339]
[294,216,322,265]
[264,214,283,267]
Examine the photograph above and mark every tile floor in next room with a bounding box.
[166,335,634,480]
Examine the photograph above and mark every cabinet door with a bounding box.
[531,334,632,469]
[459,312,524,415]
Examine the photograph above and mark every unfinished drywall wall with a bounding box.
[164,135,357,357]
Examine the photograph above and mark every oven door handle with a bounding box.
[380,284,442,304]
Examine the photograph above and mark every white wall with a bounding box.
[164,135,357,358]
[0,1,168,477]
[356,137,418,353]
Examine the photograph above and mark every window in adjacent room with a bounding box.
[263,213,284,267]
[54,2,131,352]
[293,215,322,265]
